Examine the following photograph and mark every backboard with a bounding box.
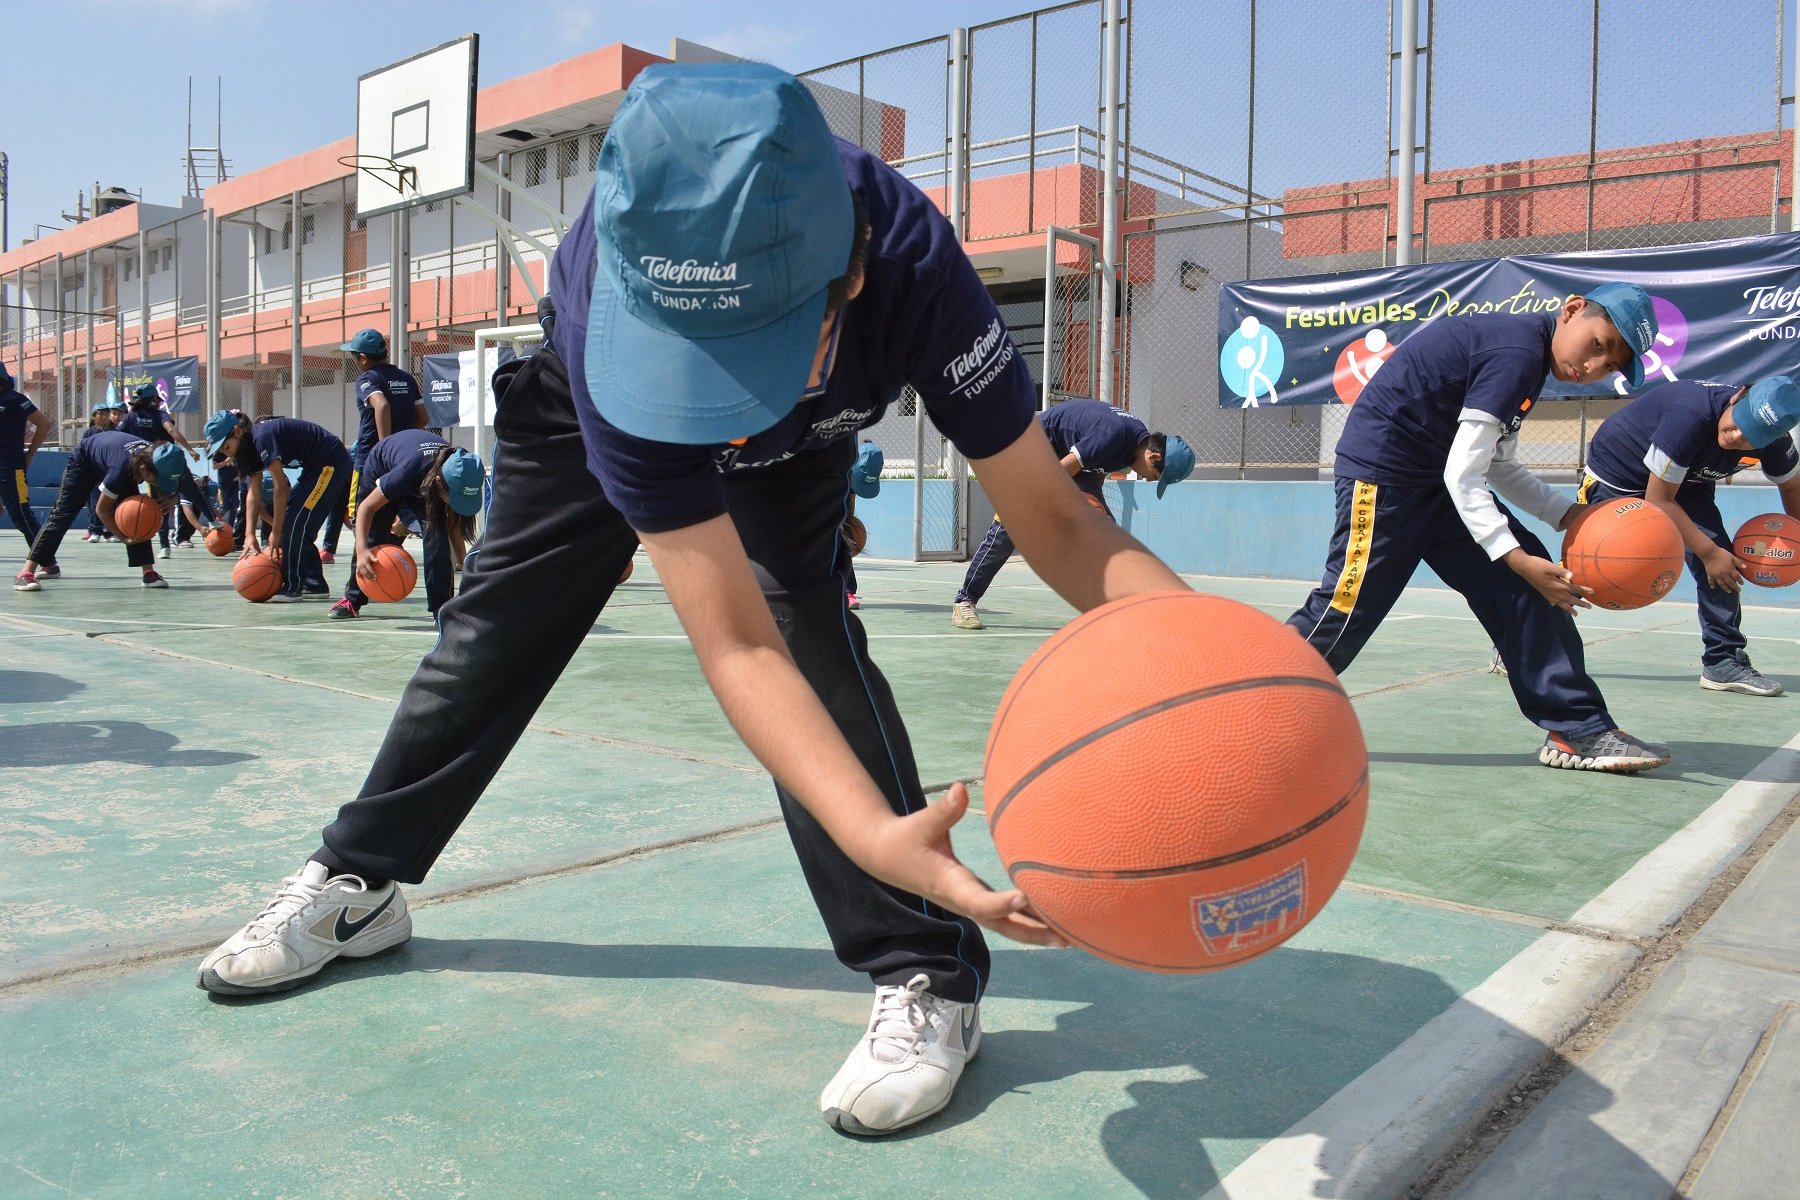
[351,34,479,219]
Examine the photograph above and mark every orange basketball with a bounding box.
[618,557,635,585]
[842,515,868,556]
[113,494,162,542]
[362,544,418,603]
[231,553,283,603]
[1733,513,1800,588]
[1562,498,1684,610]
[984,591,1368,973]
[204,526,235,556]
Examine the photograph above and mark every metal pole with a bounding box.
[1395,0,1419,265]
[1098,0,1122,407]
[1584,0,1600,250]
[391,208,410,374]
[1787,0,1798,232]
[0,152,8,253]
[83,249,94,415]
[137,229,149,358]
[291,191,302,416]
[205,209,221,410]
[53,253,64,427]
[495,152,510,321]
[948,29,969,240]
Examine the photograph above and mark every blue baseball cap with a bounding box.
[105,396,127,411]
[1155,435,1195,498]
[150,443,186,494]
[851,441,884,499]
[1583,282,1657,388]
[440,449,486,516]
[0,363,12,386]
[1732,376,1800,449]
[584,62,855,446]
[203,409,241,456]
[341,328,388,355]
[132,382,161,404]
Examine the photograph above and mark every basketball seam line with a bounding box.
[986,674,1351,832]
[1003,767,1366,880]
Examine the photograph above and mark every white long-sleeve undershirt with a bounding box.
[1444,409,1574,560]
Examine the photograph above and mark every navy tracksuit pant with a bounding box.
[1287,476,1614,739]
[1580,476,1747,669]
[312,343,990,1004]
[30,459,156,570]
[956,476,1109,606]
[275,457,351,597]
[2,463,40,550]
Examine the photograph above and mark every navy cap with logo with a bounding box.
[440,448,486,516]
[341,328,388,355]
[1732,375,1800,449]
[203,409,242,456]
[1583,282,1658,389]
[584,62,855,446]
[132,382,162,404]
[1155,435,1196,499]
[150,443,186,494]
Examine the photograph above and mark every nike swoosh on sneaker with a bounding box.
[333,890,396,942]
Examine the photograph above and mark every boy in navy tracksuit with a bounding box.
[81,398,126,541]
[950,397,1195,629]
[205,414,352,602]
[1581,375,1800,697]
[14,434,217,590]
[0,364,51,553]
[1289,284,1672,772]
[328,428,484,620]
[119,383,203,557]
[319,329,422,563]
[200,64,1196,1137]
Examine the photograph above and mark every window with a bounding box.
[281,218,292,251]
[263,228,274,255]
[124,257,137,283]
[587,132,603,172]
[524,152,545,187]
[302,214,316,245]
[161,245,172,271]
[556,138,578,180]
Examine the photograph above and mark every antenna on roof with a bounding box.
[185,76,231,196]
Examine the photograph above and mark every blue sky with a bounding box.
[0,0,1035,243]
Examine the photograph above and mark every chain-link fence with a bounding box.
[3,0,1794,519]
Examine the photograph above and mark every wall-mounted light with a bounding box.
[975,266,1005,281]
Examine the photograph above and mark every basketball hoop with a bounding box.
[338,154,418,201]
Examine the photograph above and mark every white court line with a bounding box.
[1206,734,1800,1199]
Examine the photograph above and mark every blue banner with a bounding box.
[1217,232,1800,408]
[421,347,517,427]
[106,356,201,413]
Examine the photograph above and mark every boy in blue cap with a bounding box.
[1579,374,1800,696]
[80,397,125,542]
[0,363,51,554]
[1289,283,1672,772]
[205,411,351,601]
[199,62,1198,1137]
[328,429,485,621]
[950,397,1194,629]
[319,329,423,564]
[15,435,218,590]
[120,382,202,558]
[843,440,882,608]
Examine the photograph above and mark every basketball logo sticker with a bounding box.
[1332,328,1394,405]
[1219,316,1285,408]
[1192,863,1307,957]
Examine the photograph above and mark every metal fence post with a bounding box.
[52,252,64,428]
[391,208,410,366]
[1099,0,1123,407]
[1395,0,1419,265]
[291,191,303,416]
[205,209,221,411]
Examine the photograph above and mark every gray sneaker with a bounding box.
[1700,660,1784,697]
[1539,729,1671,773]
[950,600,984,631]
[1488,648,1508,677]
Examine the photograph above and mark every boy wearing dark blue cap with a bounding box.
[319,329,423,564]
[14,435,217,590]
[200,62,1196,1136]
[843,440,882,608]
[950,397,1194,629]
[1580,374,1800,696]
[0,364,51,553]
[120,382,203,558]
[1289,285,1672,772]
[328,429,485,621]
[79,398,125,542]
[206,412,351,601]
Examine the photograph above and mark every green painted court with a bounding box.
[5,542,1799,1198]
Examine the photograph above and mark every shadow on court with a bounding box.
[0,720,256,768]
[205,938,1662,1196]
[0,669,87,703]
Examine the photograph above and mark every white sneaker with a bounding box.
[951,600,984,630]
[819,973,979,1135]
[197,860,412,995]
[158,545,171,560]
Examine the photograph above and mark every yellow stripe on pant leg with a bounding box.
[1329,480,1377,616]
[13,469,24,503]
[1577,476,1595,504]
[345,468,359,521]
[302,465,335,510]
